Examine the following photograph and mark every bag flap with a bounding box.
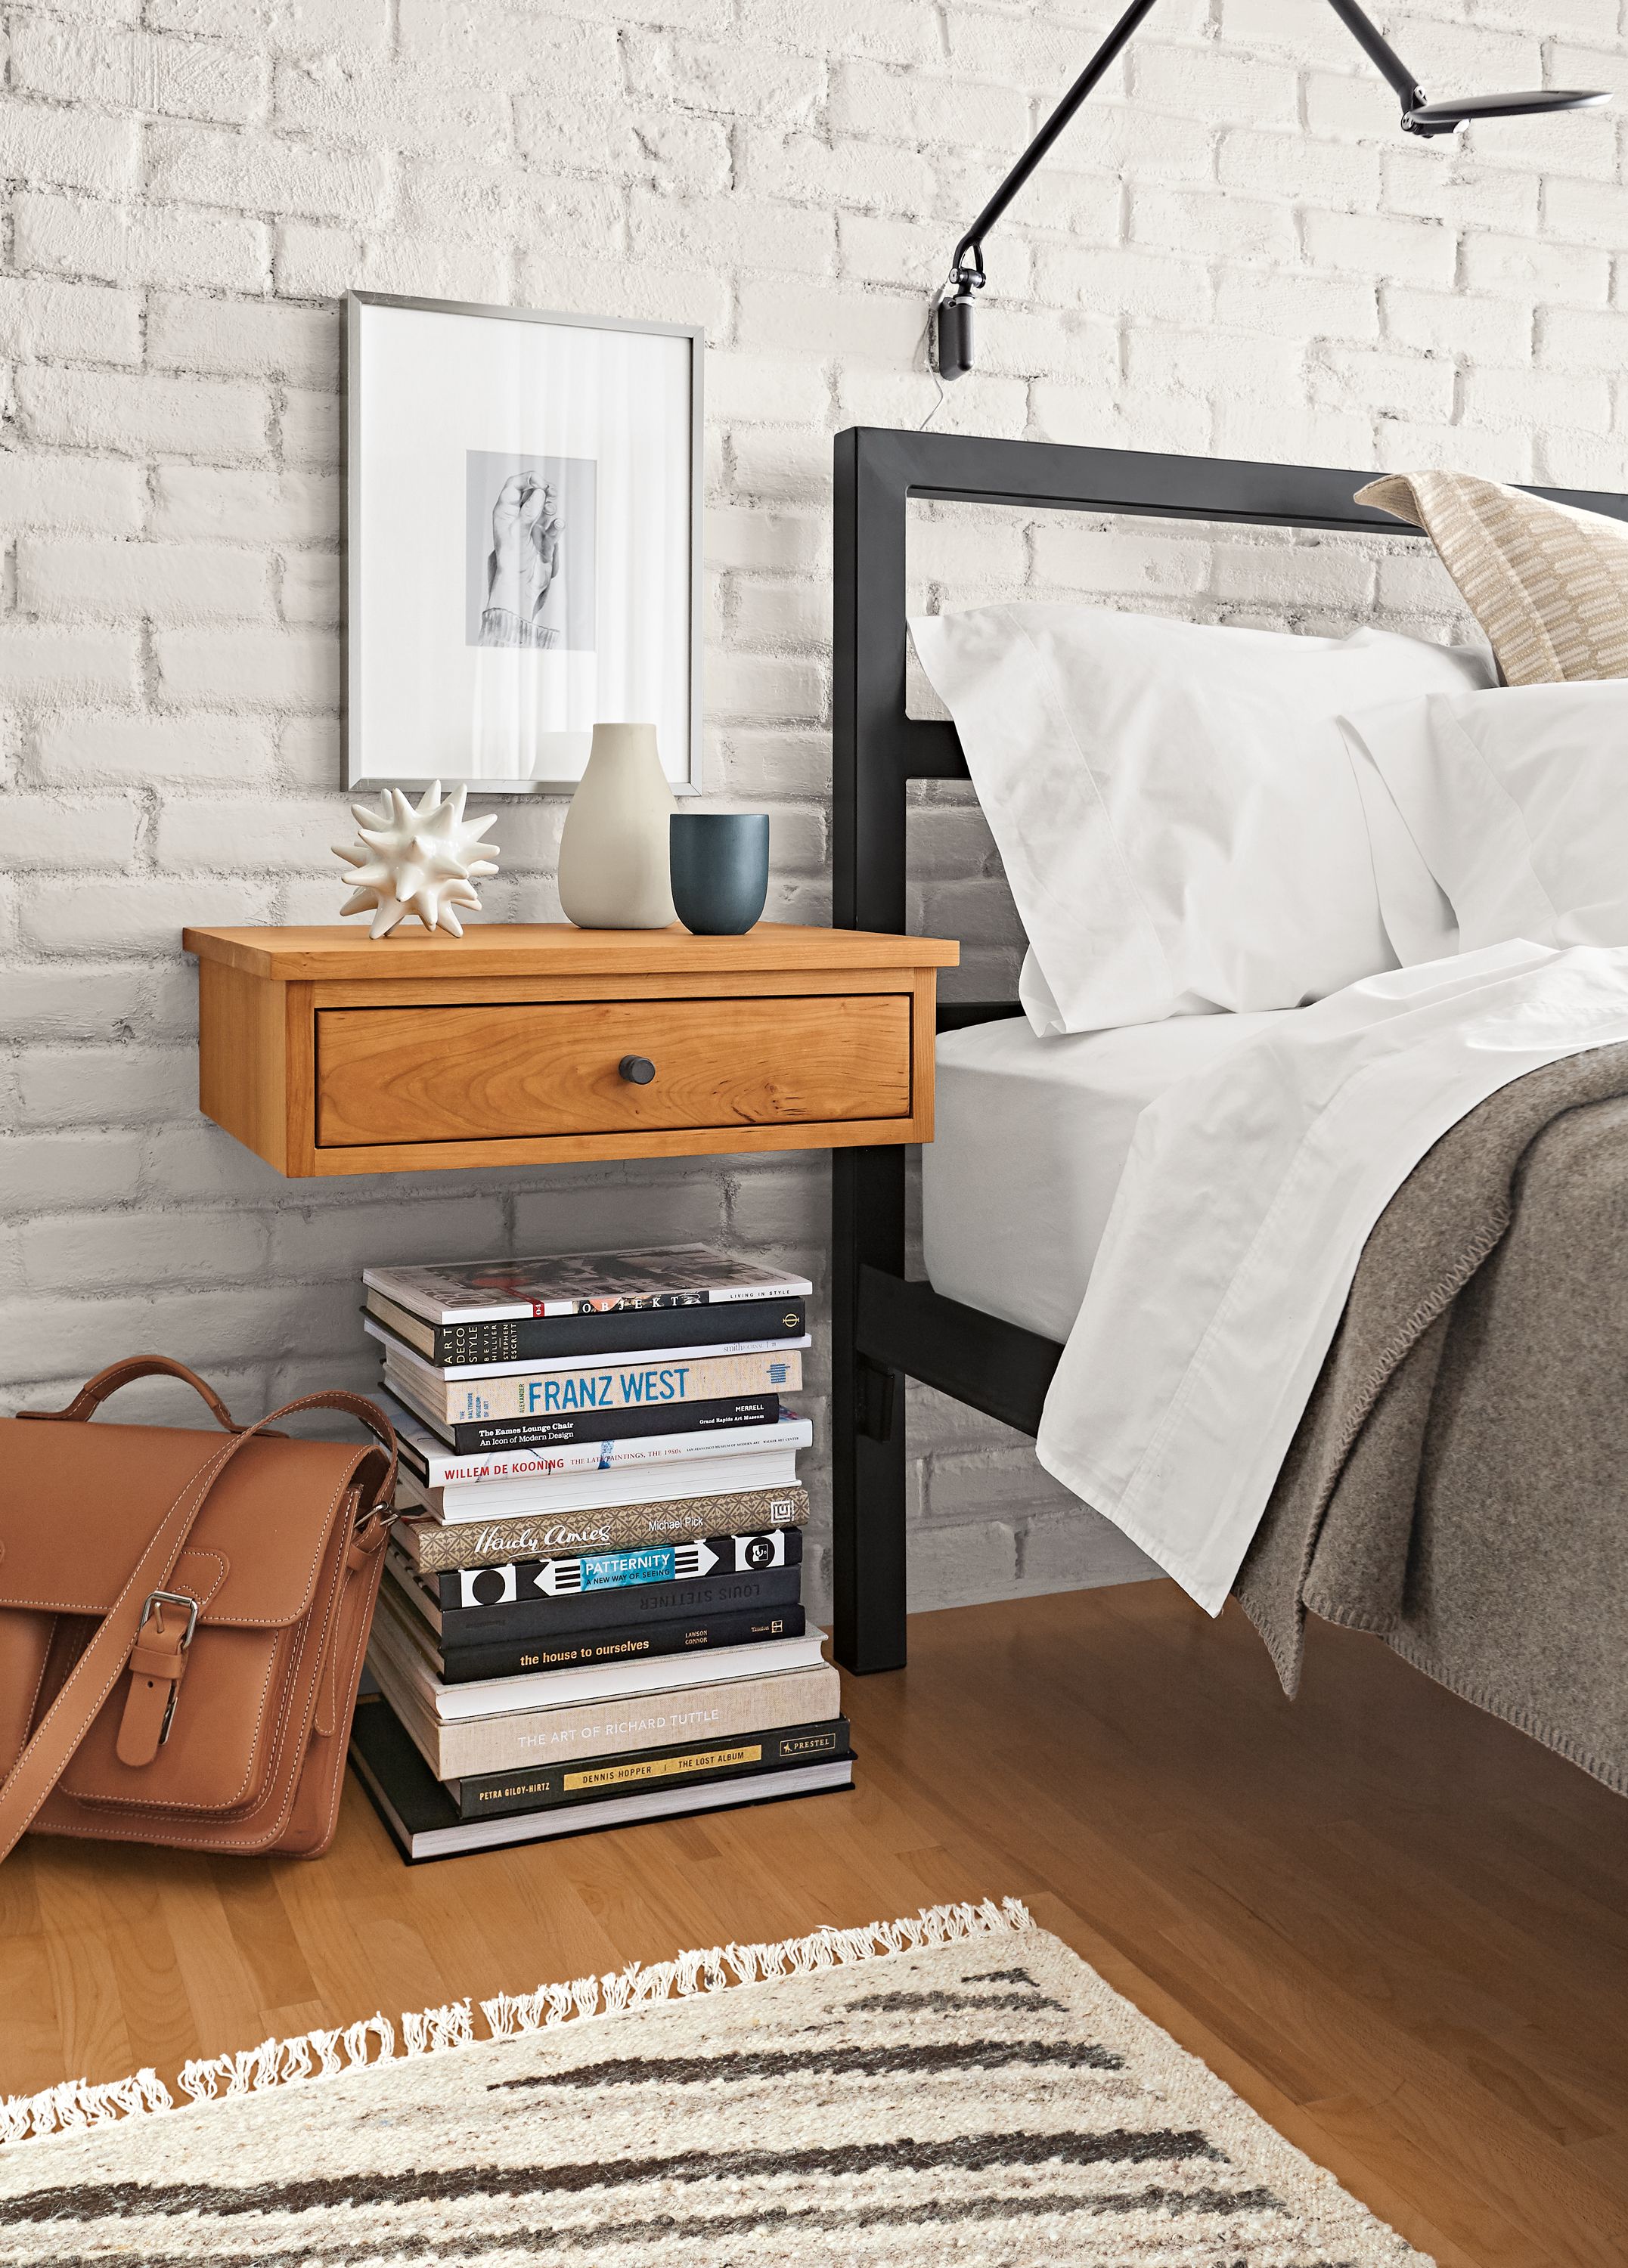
[0,1418,371,1628]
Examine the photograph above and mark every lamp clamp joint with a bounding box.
[944,253,985,303]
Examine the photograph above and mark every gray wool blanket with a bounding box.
[1235,1040,1628,1796]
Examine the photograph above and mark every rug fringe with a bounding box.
[0,1895,1031,2149]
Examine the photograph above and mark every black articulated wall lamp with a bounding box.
[935,0,1611,379]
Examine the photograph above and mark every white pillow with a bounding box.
[1340,727,1462,967]
[1341,680,1628,954]
[909,604,1491,1034]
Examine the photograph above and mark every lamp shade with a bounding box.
[1405,86,1610,132]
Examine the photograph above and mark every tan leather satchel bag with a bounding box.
[0,1356,397,1864]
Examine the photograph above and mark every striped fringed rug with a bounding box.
[0,1898,1429,2267]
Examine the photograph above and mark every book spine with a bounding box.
[434,1606,807,1689]
[392,1392,780,1454]
[399,1561,803,1644]
[436,1527,803,1610]
[454,1712,850,1820]
[399,1660,845,1779]
[380,1388,807,1479]
[402,1487,810,1573]
[375,1295,808,1370]
[395,1350,803,1425]
[371,1321,810,1382]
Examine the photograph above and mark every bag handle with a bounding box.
[0,1383,398,1866]
[18,1355,244,1433]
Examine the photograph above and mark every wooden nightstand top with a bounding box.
[182,922,960,983]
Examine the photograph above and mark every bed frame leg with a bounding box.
[831,1145,908,1673]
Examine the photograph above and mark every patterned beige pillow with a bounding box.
[1356,470,1628,686]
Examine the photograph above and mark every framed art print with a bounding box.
[343,292,703,795]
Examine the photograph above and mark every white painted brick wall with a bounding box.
[4,0,1626,1623]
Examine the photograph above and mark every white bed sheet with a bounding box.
[922,1009,1288,1345]
[1035,940,1628,1614]
[926,947,1628,1621]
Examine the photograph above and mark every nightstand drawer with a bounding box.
[315,993,913,1148]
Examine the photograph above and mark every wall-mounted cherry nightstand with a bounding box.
[183,924,959,1179]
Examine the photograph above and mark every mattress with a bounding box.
[923,1010,1288,1344]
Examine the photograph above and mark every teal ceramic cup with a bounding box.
[669,813,770,935]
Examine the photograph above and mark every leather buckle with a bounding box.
[138,1591,199,1744]
[139,1589,200,1650]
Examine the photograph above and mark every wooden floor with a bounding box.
[5,1581,1627,2266]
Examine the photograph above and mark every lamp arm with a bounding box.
[950,0,1158,280]
[934,0,1484,377]
[947,0,1434,286]
[1322,0,1425,108]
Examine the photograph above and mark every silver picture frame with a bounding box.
[343,290,705,798]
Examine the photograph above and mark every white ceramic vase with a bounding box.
[557,722,676,929]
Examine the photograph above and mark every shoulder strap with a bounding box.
[0,1386,397,1866]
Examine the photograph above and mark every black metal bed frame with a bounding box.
[829,422,1628,1676]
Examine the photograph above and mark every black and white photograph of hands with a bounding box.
[485,471,560,646]
[465,450,597,652]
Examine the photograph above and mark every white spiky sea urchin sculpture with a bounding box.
[333,781,501,940]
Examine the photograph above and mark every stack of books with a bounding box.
[347,1244,851,1861]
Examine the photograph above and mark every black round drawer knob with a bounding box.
[619,1055,656,1086]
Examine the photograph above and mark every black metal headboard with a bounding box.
[832,425,1628,947]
